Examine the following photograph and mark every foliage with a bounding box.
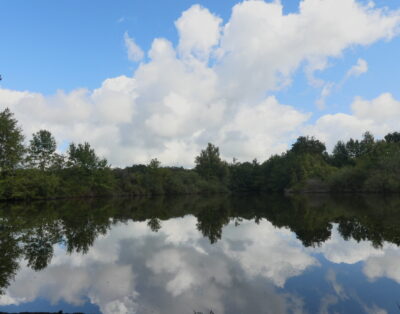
[290,136,326,155]
[27,130,57,170]
[0,108,25,175]
[331,141,354,167]
[67,142,108,170]
[195,143,229,182]
[229,159,262,192]
[384,131,400,144]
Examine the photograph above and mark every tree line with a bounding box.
[1,107,400,200]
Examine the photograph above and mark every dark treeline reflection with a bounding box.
[1,195,400,294]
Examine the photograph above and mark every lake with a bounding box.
[0,195,400,313]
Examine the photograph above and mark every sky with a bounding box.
[1,0,400,167]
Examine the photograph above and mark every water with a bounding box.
[0,195,400,313]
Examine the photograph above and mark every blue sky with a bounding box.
[1,0,400,166]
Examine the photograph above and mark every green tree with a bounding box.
[345,138,361,158]
[195,143,228,181]
[344,132,375,159]
[67,142,108,170]
[384,132,400,144]
[148,158,161,169]
[331,141,353,167]
[0,108,25,175]
[359,131,375,156]
[27,130,57,170]
[290,136,326,155]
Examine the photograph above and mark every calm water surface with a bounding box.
[0,195,400,313]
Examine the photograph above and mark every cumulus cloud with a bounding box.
[2,0,400,166]
[304,93,400,150]
[221,220,319,287]
[363,248,400,284]
[124,32,144,62]
[175,4,222,61]
[0,217,311,313]
[313,225,386,264]
[312,224,400,290]
[216,0,399,100]
[2,217,398,313]
[218,96,310,161]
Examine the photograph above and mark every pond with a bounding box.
[0,195,400,313]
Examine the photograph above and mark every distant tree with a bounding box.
[344,132,375,159]
[195,143,228,181]
[27,130,57,170]
[331,141,353,167]
[359,131,375,155]
[0,108,25,175]
[345,138,362,159]
[148,158,161,169]
[290,136,326,155]
[229,159,262,192]
[67,142,108,170]
[384,132,400,144]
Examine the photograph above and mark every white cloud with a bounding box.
[313,225,387,264]
[316,82,334,109]
[346,58,369,78]
[304,93,400,150]
[316,58,368,108]
[312,224,400,292]
[221,220,319,287]
[146,248,231,297]
[2,0,400,166]
[175,4,222,61]
[0,217,309,313]
[218,96,310,161]
[216,0,400,101]
[363,248,400,284]
[124,32,144,62]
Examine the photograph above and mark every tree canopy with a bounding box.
[27,130,57,170]
[195,143,228,181]
[0,108,24,175]
[67,142,108,170]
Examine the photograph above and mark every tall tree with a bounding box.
[290,136,326,155]
[331,141,353,167]
[195,143,228,181]
[0,108,25,175]
[67,142,108,170]
[27,130,57,170]
[359,131,375,155]
[384,132,400,144]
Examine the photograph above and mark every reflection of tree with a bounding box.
[196,203,230,244]
[2,194,400,295]
[0,201,116,295]
[63,219,108,254]
[337,218,384,248]
[0,229,21,295]
[24,226,58,271]
[295,225,332,247]
[148,217,162,232]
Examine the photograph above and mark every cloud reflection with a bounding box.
[0,217,315,313]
